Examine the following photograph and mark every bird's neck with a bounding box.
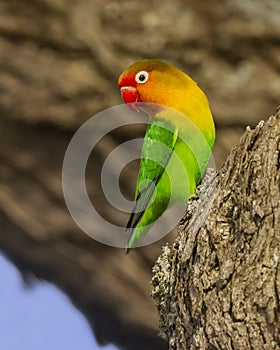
[143,104,215,149]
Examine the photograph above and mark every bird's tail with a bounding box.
[125,224,151,254]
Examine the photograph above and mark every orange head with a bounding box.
[118,59,196,113]
[118,59,215,146]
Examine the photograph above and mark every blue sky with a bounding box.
[0,253,118,350]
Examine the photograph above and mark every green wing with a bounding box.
[126,119,178,232]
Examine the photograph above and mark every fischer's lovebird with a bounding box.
[118,59,215,253]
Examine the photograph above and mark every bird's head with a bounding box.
[118,59,190,115]
[118,59,215,150]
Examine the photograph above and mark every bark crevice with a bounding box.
[152,111,280,350]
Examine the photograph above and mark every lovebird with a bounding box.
[118,59,215,253]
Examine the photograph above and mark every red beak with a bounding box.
[120,86,140,112]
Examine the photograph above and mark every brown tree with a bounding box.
[152,111,280,349]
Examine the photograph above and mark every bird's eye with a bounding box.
[135,71,149,84]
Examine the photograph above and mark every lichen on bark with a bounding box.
[152,111,280,350]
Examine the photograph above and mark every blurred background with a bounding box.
[0,0,279,349]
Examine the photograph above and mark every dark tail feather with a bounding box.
[124,181,157,253]
[124,210,145,254]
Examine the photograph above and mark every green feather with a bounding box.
[126,119,177,253]
[125,113,213,253]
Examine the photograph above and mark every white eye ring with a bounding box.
[135,71,149,84]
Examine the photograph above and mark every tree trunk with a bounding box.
[152,110,280,349]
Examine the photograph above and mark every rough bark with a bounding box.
[152,110,280,349]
